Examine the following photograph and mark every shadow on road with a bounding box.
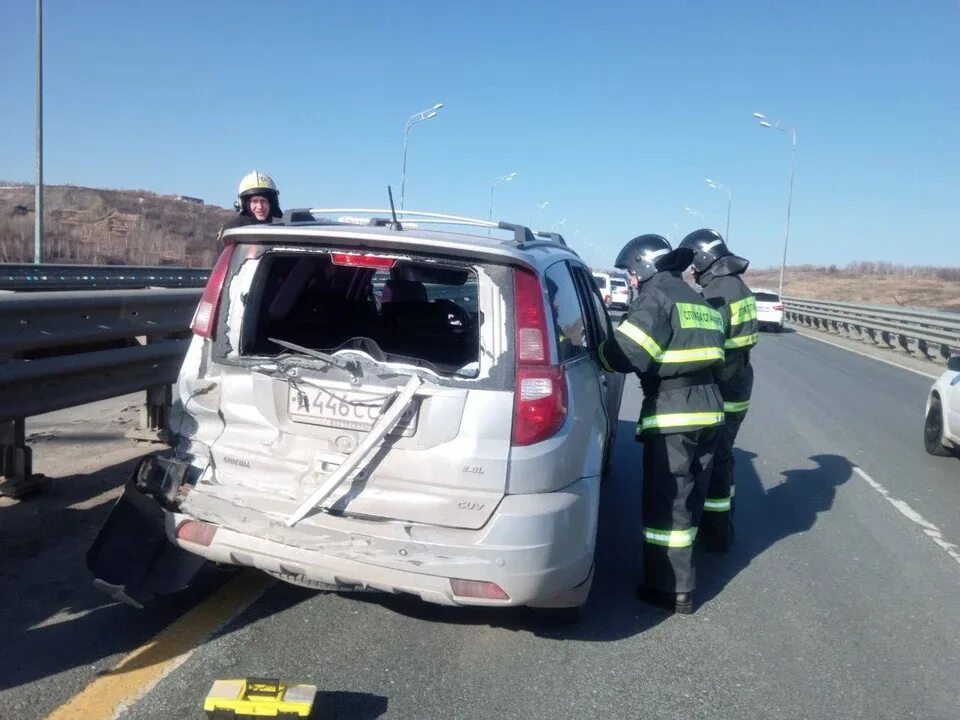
[695,450,854,605]
[360,430,853,636]
[0,427,855,703]
[344,418,670,641]
[0,454,250,699]
[310,690,388,719]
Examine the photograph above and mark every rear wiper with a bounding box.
[331,337,445,377]
[268,337,362,385]
[270,337,447,381]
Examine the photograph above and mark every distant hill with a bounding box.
[2,184,957,312]
[0,183,233,267]
[745,263,960,313]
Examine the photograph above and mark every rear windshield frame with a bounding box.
[211,242,517,390]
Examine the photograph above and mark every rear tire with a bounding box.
[924,399,953,456]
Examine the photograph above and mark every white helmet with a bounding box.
[235,171,281,217]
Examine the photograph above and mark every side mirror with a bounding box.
[948,356,960,372]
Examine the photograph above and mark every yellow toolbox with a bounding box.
[203,677,317,718]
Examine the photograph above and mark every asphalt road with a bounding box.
[4,329,959,719]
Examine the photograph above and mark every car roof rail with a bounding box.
[281,208,541,246]
[535,231,568,247]
[282,208,331,224]
[497,221,537,245]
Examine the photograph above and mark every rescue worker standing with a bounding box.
[219,171,283,240]
[679,229,759,552]
[597,235,726,613]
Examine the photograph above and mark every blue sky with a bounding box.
[2,0,958,268]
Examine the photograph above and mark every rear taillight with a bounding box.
[512,269,568,446]
[773,304,784,311]
[450,578,510,601]
[515,366,567,445]
[191,244,236,339]
[175,520,217,546]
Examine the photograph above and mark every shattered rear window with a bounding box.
[243,251,481,377]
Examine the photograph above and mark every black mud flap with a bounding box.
[86,481,208,608]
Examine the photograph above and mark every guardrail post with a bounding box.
[0,418,44,498]
[124,335,174,444]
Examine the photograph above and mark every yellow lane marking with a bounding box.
[47,570,274,720]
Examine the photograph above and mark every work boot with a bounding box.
[636,586,694,614]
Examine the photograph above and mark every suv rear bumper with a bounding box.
[171,475,600,608]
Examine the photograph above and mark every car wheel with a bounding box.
[924,398,953,456]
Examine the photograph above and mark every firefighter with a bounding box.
[679,229,759,551]
[597,234,726,614]
[219,171,283,240]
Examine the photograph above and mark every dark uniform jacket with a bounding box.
[598,270,725,436]
[698,255,758,414]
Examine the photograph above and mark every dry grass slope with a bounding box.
[745,263,960,313]
[0,183,233,267]
[3,183,957,312]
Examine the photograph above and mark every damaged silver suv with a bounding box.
[88,209,623,617]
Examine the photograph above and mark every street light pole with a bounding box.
[705,178,732,240]
[488,172,516,234]
[399,102,443,211]
[34,0,43,265]
[753,113,797,297]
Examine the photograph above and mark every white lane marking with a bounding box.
[790,328,939,380]
[853,466,960,567]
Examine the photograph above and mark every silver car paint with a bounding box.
[165,230,619,608]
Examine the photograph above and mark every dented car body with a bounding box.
[89,215,623,613]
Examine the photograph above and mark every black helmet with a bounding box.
[678,228,733,273]
[614,234,694,282]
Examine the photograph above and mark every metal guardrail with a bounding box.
[783,296,960,361]
[0,263,210,291]
[0,287,202,496]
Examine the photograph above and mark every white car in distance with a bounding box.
[608,277,631,311]
[753,288,785,331]
[592,272,611,307]
[924,356,960,457]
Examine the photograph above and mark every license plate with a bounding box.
[287,386,417,436]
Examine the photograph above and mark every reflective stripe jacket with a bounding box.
[698,255,758,413]
[598,271,725,436]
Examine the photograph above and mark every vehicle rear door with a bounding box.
[204,243,515,531]
[570,263,624,431]
[541,261,608,477]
